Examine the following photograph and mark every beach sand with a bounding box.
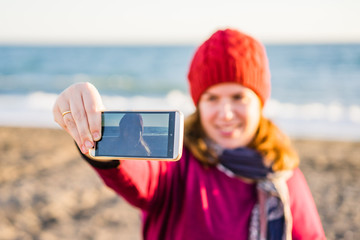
[0,127,359,240]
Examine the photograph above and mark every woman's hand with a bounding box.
[53,82,105,154]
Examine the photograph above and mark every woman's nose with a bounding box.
[219,102,234,121]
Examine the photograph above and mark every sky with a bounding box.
[104,113,170,127]
[0,0,360,45]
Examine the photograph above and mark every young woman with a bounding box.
[53,29,326,239]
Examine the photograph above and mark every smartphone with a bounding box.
[89,110,184,161]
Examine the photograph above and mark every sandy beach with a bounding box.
[0,127,359,240]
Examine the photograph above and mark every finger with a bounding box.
[55,96,84,152]
[53,103,67,130]
[82,85,103,141]
[68,91,94,151]
[62,112,85,152]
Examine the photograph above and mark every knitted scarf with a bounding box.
[208,142,293,240]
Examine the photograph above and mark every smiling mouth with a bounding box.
[217,124,241,136]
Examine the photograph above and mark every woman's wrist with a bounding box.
[76,143,120,169]
[82,154,120,169]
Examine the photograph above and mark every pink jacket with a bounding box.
[88,148,326,240]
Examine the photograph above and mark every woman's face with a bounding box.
[198,83,262,149]
[121,122,142,146]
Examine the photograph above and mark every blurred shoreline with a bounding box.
[0,91,359,141]
[0,126,359,239]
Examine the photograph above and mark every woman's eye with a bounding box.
[207,95,218,102]
[233,94,244,101]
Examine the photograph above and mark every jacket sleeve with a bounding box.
[287,168,326,239]
[80,152,166,210]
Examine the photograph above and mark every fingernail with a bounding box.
[93,132,100,141]
[81,145,88,154]
[85,140,93,149]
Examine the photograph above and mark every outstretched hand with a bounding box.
[53,82,105,154]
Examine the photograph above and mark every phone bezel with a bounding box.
[89,110,183,161]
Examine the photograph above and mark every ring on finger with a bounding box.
[62,110,72,117]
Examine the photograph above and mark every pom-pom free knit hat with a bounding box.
[187,29,271,106]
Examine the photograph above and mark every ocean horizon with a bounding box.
[1,44,360,140]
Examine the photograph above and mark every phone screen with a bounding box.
[95,111,176,158]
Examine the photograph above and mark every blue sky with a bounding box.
[0,0,359,45]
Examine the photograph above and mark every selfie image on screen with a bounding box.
[95,112,174,158]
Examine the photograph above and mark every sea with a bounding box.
[1,44,360,140]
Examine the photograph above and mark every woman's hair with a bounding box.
[183,109,299,171]
[119,113,144,135]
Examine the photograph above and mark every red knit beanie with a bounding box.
[187,28,271,106]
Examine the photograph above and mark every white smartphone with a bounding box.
[89,110,184,161]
